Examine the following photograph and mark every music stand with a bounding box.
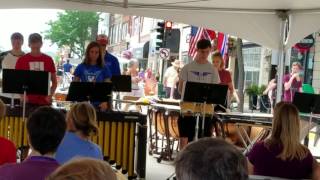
[182,81,228,140]
[2,69,50,120]
[111,75,132,110]
[66,82,113,103]
[111,75,131,92]
[293,92,320,146]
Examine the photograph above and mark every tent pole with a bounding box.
[276,11,288,103]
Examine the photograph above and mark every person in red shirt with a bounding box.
[0,99,16,166]
[15,33,57,105]
[212,51,234,103]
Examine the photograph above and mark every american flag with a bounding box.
[188,26,216,59]
[217,32,228,61]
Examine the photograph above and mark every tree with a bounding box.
[44,10,100,58]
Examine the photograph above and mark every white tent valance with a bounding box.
[1,0,320,50]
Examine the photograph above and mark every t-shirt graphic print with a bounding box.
[29,61,44,71]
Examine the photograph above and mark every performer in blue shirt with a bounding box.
[96,34,121,76]
[73,41,111,111]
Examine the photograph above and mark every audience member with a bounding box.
[62,59,72,73]
[0,99,16,166]
[15,33,57,106]
[247,102,318,179]
[55,102,103,164]
[283,62,303,102]
[175,137,248,180]
[126,59,143,97]
[0,107,66,180]
[163,59,180,98]
[47,158,117,180]
[73,41,111,111]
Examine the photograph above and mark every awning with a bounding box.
[2,0,320,50]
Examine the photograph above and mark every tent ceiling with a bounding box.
[2,0,320,49]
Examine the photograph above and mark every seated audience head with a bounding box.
[27,106,66,155]
[0,99,6,118]
[267,102,308,160]
[84,41,104,67]
[47,158,117,180]
[67,102,98,137]
[175,137,248,180]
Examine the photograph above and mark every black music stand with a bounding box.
[2,69,50,120]
[293,92,320,146]
[182,82,228,139]
[66,82,113,103]
[111,75,131,92]
[111,75,132,110]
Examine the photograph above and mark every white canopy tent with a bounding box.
[2,0,320,101]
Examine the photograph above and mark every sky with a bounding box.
[0,9,62,54]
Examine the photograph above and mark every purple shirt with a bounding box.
[283,74,302,102]
[0,156,59,180]
[247,141,313,179]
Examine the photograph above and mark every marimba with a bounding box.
[0,105,147,179]
[218,112,320,154]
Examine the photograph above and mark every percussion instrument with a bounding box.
[150,103,180,161]
[0,106,147,179]
[180,102,214,116]
[152,105,180,139]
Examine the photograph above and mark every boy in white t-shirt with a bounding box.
[178,39,220,149]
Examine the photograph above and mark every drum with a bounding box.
[152,109,180,139]
[224,124,267,146]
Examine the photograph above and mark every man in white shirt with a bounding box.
[163,59,181,98]
[0,33,25,105]
[178,39,220,149]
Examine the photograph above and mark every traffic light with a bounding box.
[165,21,172,30]
[156,21,165,50]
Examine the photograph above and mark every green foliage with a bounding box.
[245,84,259,96]
[44,10,101,58]
[258,85,267,96]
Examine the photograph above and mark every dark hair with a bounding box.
[84,41,104,68]
[27,106,66,155]
[196,39,212,49]
[28,33,42,44]
[11,32,24,42]
[175,138,248,180]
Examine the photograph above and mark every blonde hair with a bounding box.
[266,102,309,160]
[47,158,117,180]
[0,99,6,118]
[212,51,225,69]
[68,102,98,137]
